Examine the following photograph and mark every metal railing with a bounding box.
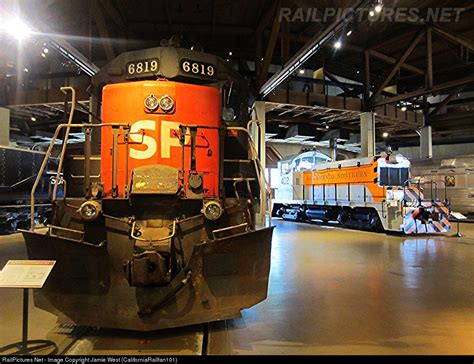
[29,88,130,230]
[30,121,130,230]
[228,126,272,226]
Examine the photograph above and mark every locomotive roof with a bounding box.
[92,46,246,90]
[279,150,331,164]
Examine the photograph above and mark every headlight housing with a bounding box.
[79,200,102,221]
[159,95,174,112]
[144,94,159,111]
[202,200,223,221]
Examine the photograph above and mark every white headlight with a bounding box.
[79,200,102,221]
[159,95,174,112]
[144,94,159,111]
[202,200,223,221]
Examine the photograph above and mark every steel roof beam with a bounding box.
[259,0,372,98]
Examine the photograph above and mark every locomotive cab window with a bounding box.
[297,156,314,171]
[222,83,242,122]
[379,167,410,187]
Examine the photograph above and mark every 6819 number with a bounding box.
[181,60,215,78]
[126,59,159,77]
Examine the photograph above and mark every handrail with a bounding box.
[30,122,129,230]
[228,126,272,227]
[52,87,76,200]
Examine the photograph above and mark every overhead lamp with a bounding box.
[299,69,305,74]
[334,41,342,49]
[31,116,36,121]
[41,52,46,58]
[346,30,353,36]
[401,106,407,112]
[43,48,49,53]
[3,18,32,41]
[374,3,383,13]
[229,51,233,56]
[369,10,375,17]
[382,132,389,138]
[24,67,29,72]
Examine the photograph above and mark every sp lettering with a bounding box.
[129,120,189,160]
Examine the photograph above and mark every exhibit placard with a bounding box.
[451,212,467,220]
[0,260,55,288]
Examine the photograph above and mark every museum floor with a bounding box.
[1,220,473,355]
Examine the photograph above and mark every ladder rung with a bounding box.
[223,177,256,181]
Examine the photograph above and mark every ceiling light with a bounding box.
[369,10,375,17]
[375,4,383,13]
[41,52,46,58]
[4,18,32,41]
[382,132,389,138]
[24,67,28,72]
[356,70,360,74]
[326,124,330,129]
[334,41,342,49]
[346,30,352,36]
[299,69,305,74]
[43,48,49,53]
[401,106,407,112]
[229,51,232,56]
[31,116,36,121]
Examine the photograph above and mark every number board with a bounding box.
[126,58,159,79]
[180,59,216,79]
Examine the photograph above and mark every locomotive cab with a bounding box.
[21,46,273,331]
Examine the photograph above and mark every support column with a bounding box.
[0,107,10,146]
[252,101,266,226]
[329,137,337,161]
[420,125,432,159]
[360,112,375,157]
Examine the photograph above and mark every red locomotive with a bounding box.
[22,46,273,331]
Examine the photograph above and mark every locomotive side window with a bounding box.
[222,83,243,122]
[281,162,291,174]
[379,167,410,187]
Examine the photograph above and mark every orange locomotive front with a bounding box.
[101,80,221,198]
[22,46,273,331]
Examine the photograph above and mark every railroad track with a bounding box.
[57,323,211,356]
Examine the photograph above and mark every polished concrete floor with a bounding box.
[1,221,473,355]
[211,220,474,354]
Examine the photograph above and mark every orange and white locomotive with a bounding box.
[274,153,451,234]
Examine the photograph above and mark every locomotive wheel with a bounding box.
[337,209,351,226]
[368,210,383,232]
